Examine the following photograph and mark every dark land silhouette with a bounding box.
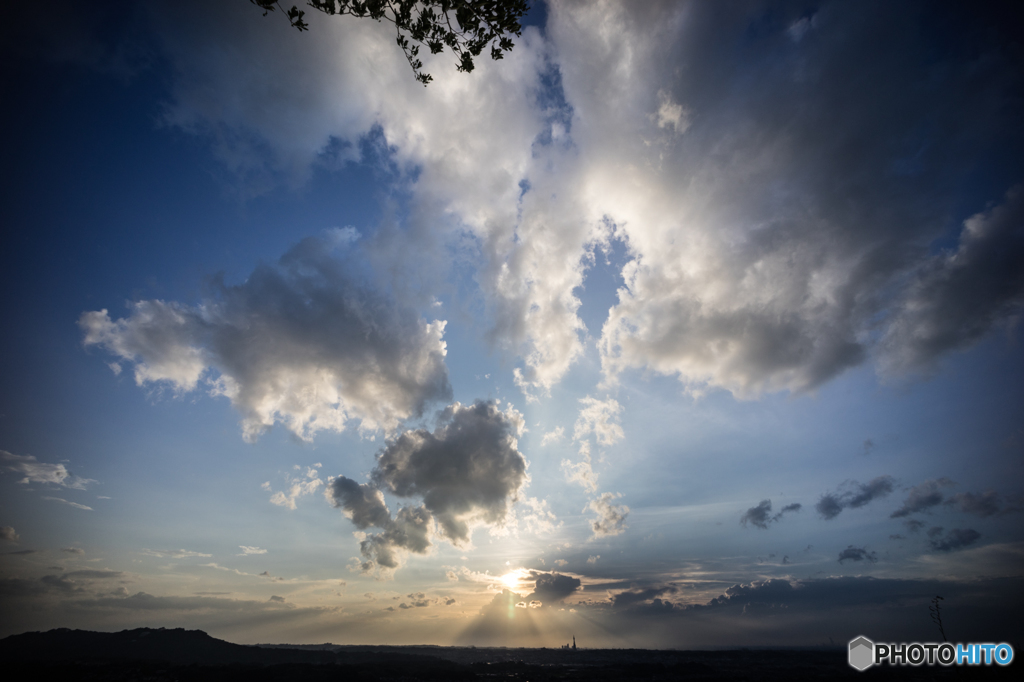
[0,627,1016,680]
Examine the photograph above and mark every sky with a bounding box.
[1,0,1023,649]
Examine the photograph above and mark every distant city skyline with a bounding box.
[2,0,1023,648]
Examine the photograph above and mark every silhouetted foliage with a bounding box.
[930,595,948,642]
[250,1,529,85]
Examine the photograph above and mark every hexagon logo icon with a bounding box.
[849,636,874,671]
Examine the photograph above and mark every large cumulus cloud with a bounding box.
[116,1,1024,405]
[329,400,529,575]
[556,1,1024,396]
[80,232,451,441]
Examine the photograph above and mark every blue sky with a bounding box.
[2,0,1023,648]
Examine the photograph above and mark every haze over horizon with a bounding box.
[2,0,1023,649]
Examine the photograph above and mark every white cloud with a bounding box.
[238,546,268,556]
[136,0,1024,406]
[267,467,324,510]
[573,396,624,446]
[143,549,212,559]
[42,497,93,511]
[517,496,559,535]
[562,441,598,493]
[147,1,595,400]
[1,526,19,543]
[540,426,565,446]
[587,492,629,538]
[547,1,1024,398]
[81,233,451,442]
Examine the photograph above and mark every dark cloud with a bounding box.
[904,519,925,533]
[881,187,1024,375]
[815,494,843,521]
[329,477,392,530]
[524,572,581,606]
[80,232,452,442]
[890,478,955,518]
[837,546,877,564]
[740,500,772,529]
[461,575,1024,647]
[74,591,299,612]
[612,585,678,610]
[63,570,124,580]
[39,574,84,593]
[889,480,1019,520]
[268,595,285,603]
[405,593,431,607]
[370,401,528,544]
[740,499,801,529]
[929,528,982,552]
[815,476,894,519]
[330,401,527,575]
[945,491,1021,518]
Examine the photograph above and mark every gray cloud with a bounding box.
[73,591,301,612]
[81,232,451,442]
[612,585,678,611]
[815,476,894,520]
[63,570,123,580]
[890,478,956,518]
[838,546,877,564]
[1,450,96,490]
[880,187,1024,375]
[106,0,1024,404]
[587,492,629,537]
[572,2,1024,396]
[371,401,528,544]
[458,574,1024,648]
[904,519,925,533]
[740,499,801,529]
[142,548,212,559]
[524,571,581,606]
[0,526,18,543]
[61,547,85,555]
[43,497,93,511]
[945,491,1021,518]
[329,401,528,574]
[928,527,982,553]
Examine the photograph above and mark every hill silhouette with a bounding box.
[1,627,1014,680]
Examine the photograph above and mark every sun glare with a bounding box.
[500,568,528,591]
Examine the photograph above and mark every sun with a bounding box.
[500,568,529,591]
